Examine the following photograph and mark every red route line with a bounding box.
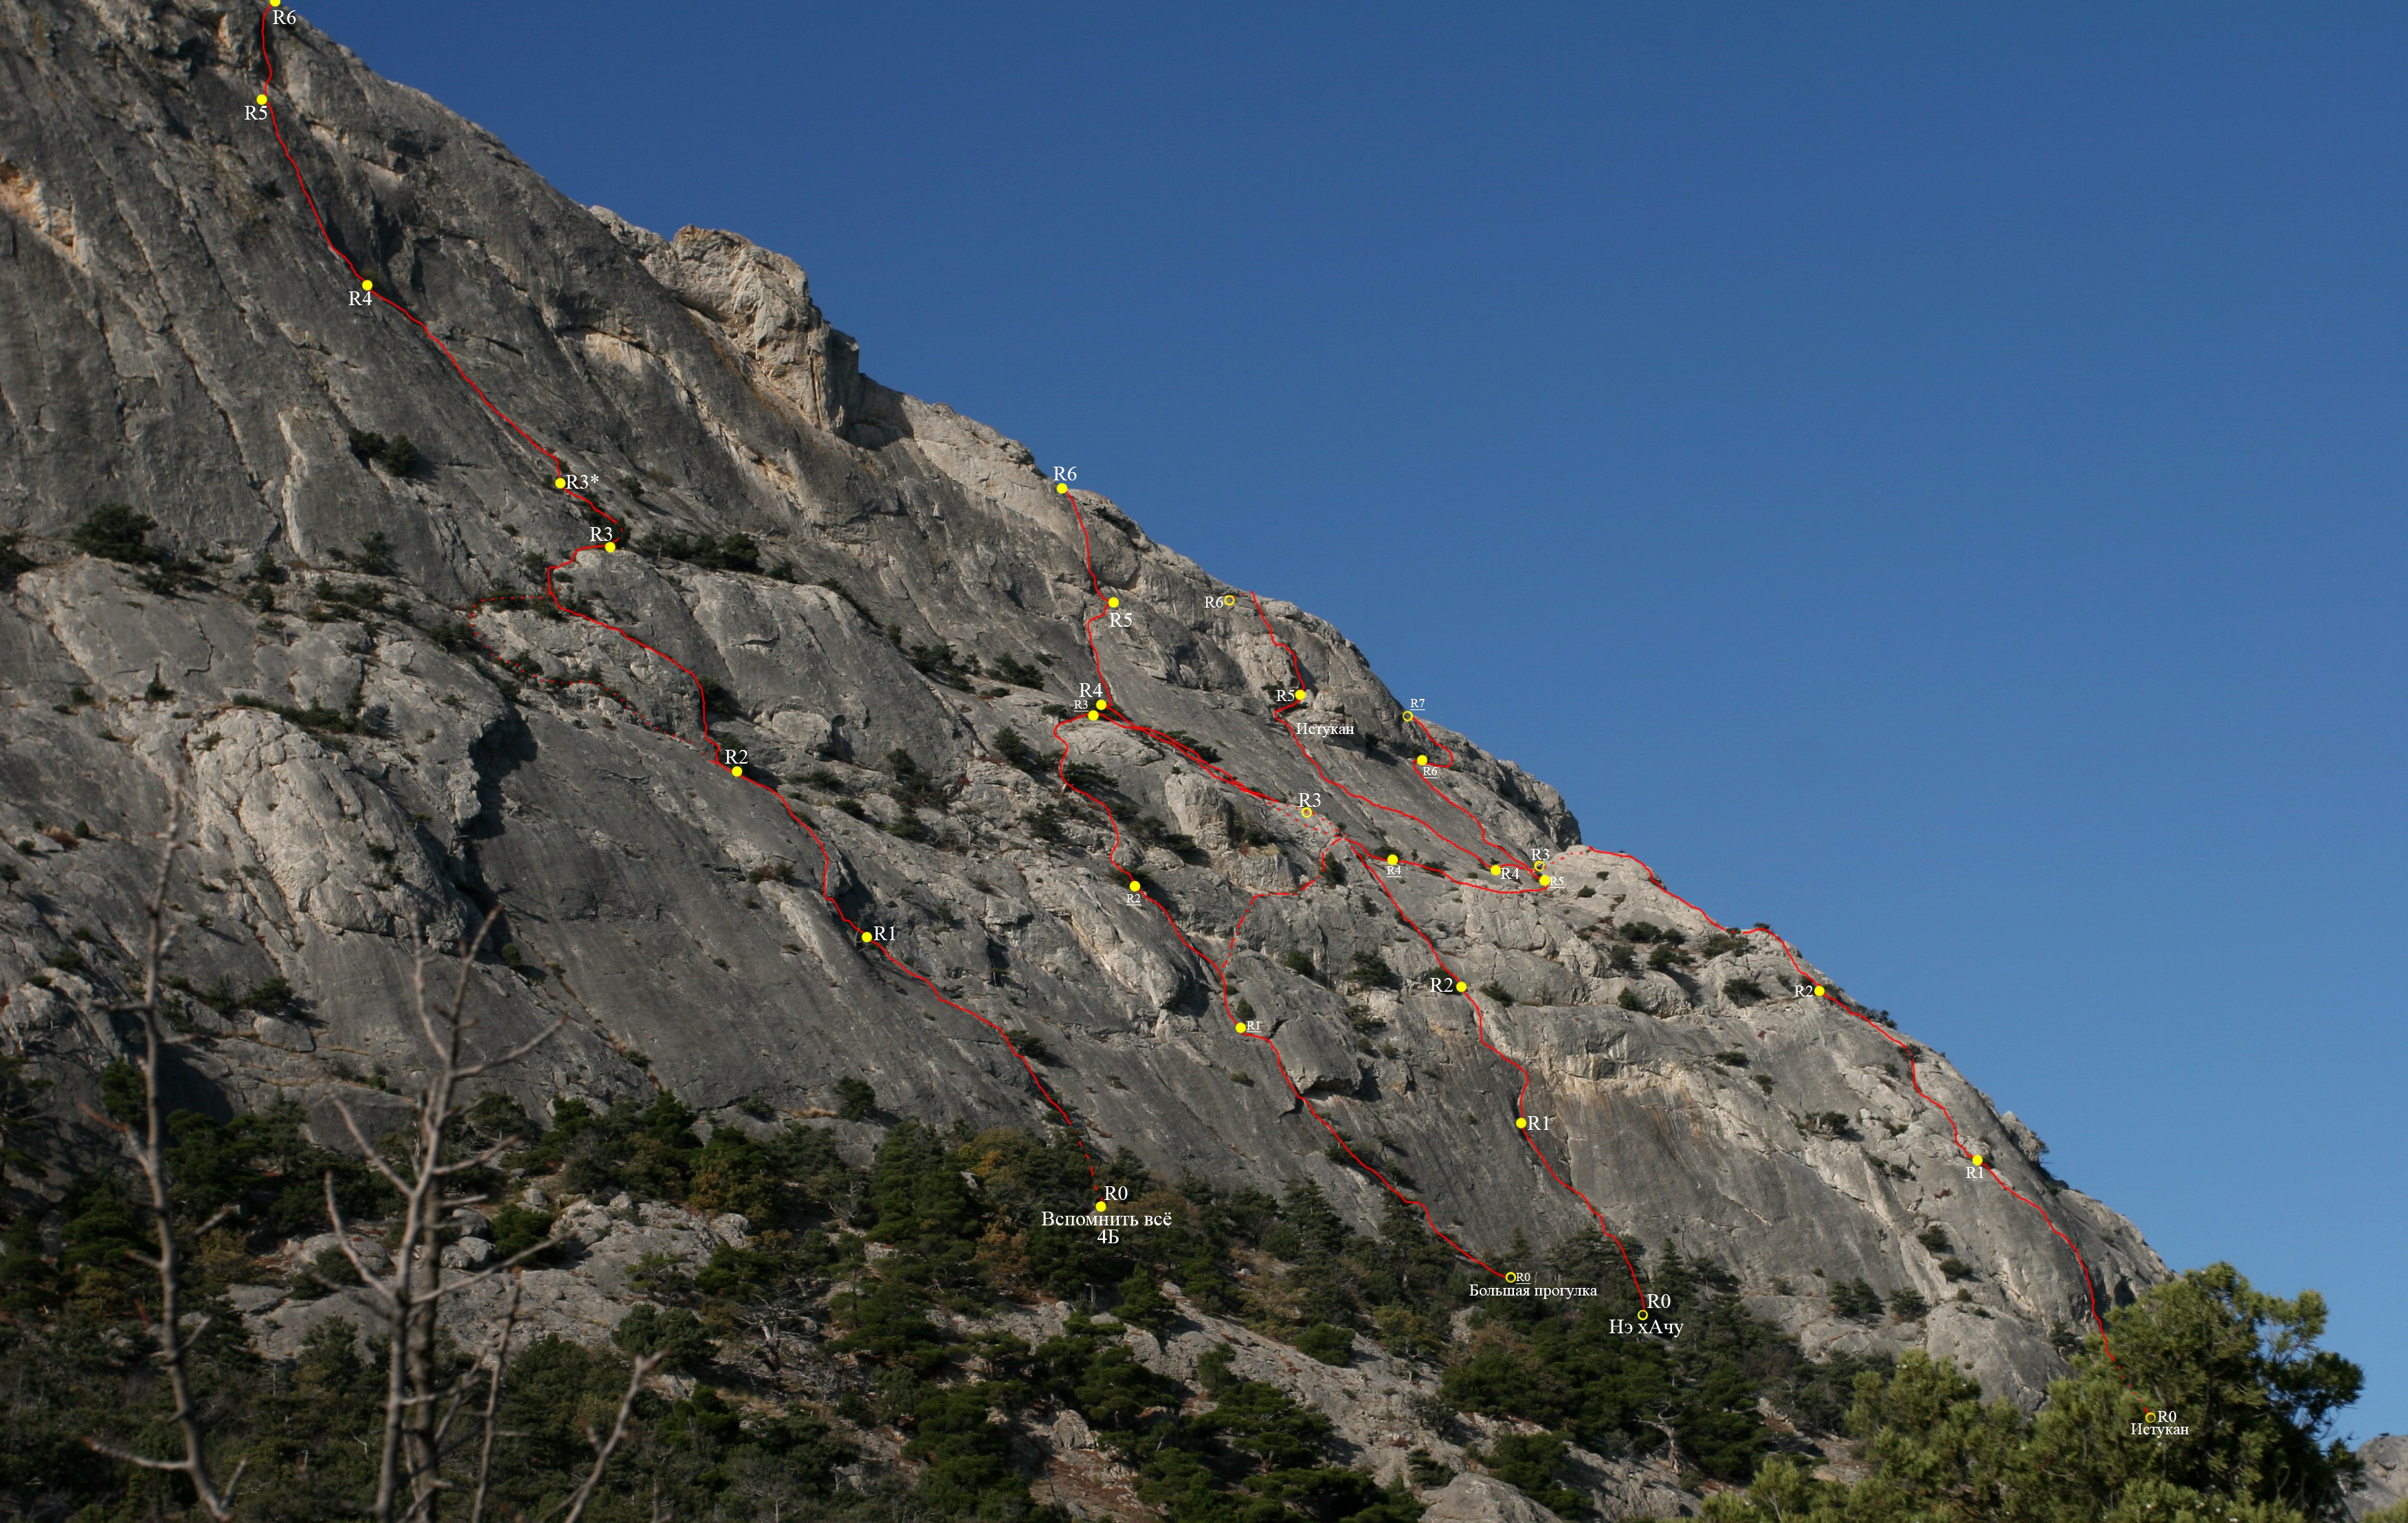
[1059,498,2126,1364]
[1571,847,2127,1375]
[260,9,2122,1359]
[253,11,1095,1186]
[1248,593,1531,877]
[1053,498,1642,1300]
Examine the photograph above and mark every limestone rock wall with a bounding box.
[0,0,2161,1406]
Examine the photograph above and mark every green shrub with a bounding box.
[610,1302,711,1371]
[1829,1276,1884,1320]
[1480,1432,1587,1516]
[993,726,1044,773]
[1347,951,1400,990]
[1917,1224,1951,1253]
[643,530,761,574]
[487,1204,559,1265]
[71,504,163,566]
[1617,988,1645,1012]
[1291,1322,1354,1365]
[834,1076,876,1120]
[1939,1256,1975,1282]
[1888,1287,1930,1322]
[378,435,419,477]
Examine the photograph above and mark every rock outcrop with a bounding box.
[0,0,2161,1421]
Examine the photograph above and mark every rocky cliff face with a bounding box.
[0,0,2161,1415]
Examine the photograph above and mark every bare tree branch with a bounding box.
[83,783,243,1520]
[547,1351,664,1523]
[466,1275,523,1523]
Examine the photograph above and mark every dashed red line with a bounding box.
[258,8,2125,1356]
[255,10,1096,1186]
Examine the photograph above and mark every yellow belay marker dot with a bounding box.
[1515,1117,1528,1130]
[860,932,874,944]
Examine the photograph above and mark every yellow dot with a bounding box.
[1234,1021,1247,1034]
[256,93,267,105]
[1971,1154,1985,1168]
[1086,711,1100,720]
[269,0,281,7]
[860,931,873,943]
[1107,596,1119,608]
[1093,1202,1105,1212]
[1538,874,1551,887]
[1128,880,1141,893]
[1295,689,1308,701]
[1455,980,1468,993]
[604,542,616,553]
[1300,805,1312,818]
[1386,854,1398,865]
[1515,1117,1528,1129]
[360,279,372,291]
[1055,482,1069,493]
[1093,699,1107,711]
[1638,1308,1650,1320]
[1489,865,1502,876]
[1416,754,1428,765]
[1813,984,1827,997]
[730,766,743,777]
[1402,712,1414,723]
[553,477,566,489]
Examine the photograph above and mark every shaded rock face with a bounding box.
[0,0,2161,1405]
[2349,1435,2408,1521]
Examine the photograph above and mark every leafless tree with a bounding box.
[82,785,247,1518]
[544,1348,665,1523]
[320,904,584,1522]
[465,1273,522,1523]
[737,1285,820,1378]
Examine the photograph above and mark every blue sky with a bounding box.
[315,3,2406,1432]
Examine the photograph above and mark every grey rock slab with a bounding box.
[0,0,2170,1414]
